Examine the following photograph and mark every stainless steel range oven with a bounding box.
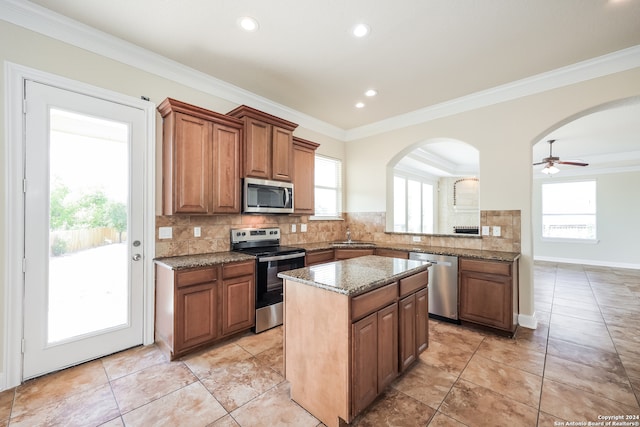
[231,227,305,333]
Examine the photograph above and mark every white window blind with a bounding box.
[542,180,596,240]
[314,155,342,218]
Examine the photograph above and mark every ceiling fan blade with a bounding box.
[532,161,546,166]
[557,161,589,167]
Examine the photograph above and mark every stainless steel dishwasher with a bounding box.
[409,252,459,322]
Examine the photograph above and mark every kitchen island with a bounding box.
[278,255,430,427]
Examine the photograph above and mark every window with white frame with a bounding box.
[542,180,596,240]
[314,155,342,218]
[393,174,434,233]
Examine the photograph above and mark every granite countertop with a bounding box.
[297,241,520,262]
[154,252,255,270]
[278,255,430,296]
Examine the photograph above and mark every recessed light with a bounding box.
[355,102,365,108]
[352,23,370,38]
[238,16,259,32]
[365,89,377,97]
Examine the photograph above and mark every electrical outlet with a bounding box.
[492,226,501,237]
[291,224,296,233]
[412,236,421,242]
[194,226,201,237]
[482,226,490,236]
[301,224,307,232]
[158,227,172,239]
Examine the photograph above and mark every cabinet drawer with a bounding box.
[335,249,375,260]
[399,270,429,297]
[306,249,334,266]
[351,282,398,321]
[460,258,511,276]
[222,260,255,279]
[176,267,218,288]
[375,248,409,259]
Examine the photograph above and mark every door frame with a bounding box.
[3,62,156,389]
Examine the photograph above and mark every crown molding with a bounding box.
[0,0,347,140]
[345,45,640,141]
[2,0,639,142]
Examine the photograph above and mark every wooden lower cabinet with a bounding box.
[398,294,417,371]
[334,248,375,260]
[375,248,409,259]
[351,303,398,416]
[221,262,255,335]
[458,257,519,334]
[155,260,255,360]
[416,287,429,353]
[305,249,335,266]
[176,281,218,353]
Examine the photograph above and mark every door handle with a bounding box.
[132,253,142,261]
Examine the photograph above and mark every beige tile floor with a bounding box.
[1,261,639,426]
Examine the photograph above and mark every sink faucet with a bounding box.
[346,226,352,243]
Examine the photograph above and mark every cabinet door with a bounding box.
[212,123,241,213]
[351,312,378,416]
[398,294,416,372]
[221,274,255,335]
[170,112,211,214]
[175,282,218,352]
[244,118,271,179]
[292,142,316,214]
[415,288,429,354]
[271,126,293,181]
[377,304,398,392]
[459,271,512,330]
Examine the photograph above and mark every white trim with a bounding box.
[1,0,640,141]
[541,237,599,244]
[518,313,538,330]
[534,255,640,270]
[2,62,156,390]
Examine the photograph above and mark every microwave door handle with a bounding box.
[284,189,290,207]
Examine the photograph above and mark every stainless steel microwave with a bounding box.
[243,177,294,214]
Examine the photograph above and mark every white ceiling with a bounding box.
[11,0,640,173]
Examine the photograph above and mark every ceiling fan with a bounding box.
[533,139,589,174]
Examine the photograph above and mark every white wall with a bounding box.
[533,171,640,268]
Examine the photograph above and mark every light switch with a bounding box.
[291,224,296,233]
[492,226,501,237]
[194,227,201,237]
[158,227,172,239]
[301,224,307,232]
[412,236,421,242]
[482,226,490,236]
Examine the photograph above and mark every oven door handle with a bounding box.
[258,252,305,262]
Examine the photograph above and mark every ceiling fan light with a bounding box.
[541,165,559,175]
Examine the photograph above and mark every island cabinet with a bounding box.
[227,105,298,182]
[282,257,429,427]
[398,270,429,372]
[458,257,519,334]
[351,284,398,415]
[158,98,243,215]
[155,259,255,360]
[292,136,320,214]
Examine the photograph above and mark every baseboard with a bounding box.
[0,372,5,392]
[518,313,538,330]
[534,256,640,270]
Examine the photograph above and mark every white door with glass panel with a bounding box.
[22,81,145,379]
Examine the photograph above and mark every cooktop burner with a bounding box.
[230,227,305,257]
[235,245,305,257]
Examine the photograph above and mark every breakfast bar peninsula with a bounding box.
[278,255,430,427]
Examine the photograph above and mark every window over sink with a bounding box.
[313,155,343,219]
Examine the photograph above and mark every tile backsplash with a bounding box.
[155,210,521,258]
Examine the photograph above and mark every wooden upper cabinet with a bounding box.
[292,137,320,214]
[227,105,298,182]
[158,98,244,215]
